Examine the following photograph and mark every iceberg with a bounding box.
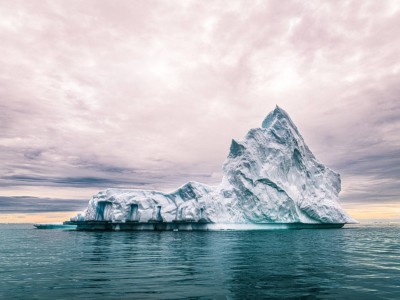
[72,106,355,229]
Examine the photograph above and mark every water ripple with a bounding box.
[0,224,399,299]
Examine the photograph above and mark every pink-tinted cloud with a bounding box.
[0,0,399,208]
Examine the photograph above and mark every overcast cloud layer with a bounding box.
[1,0,399,213]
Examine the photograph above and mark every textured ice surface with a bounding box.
[75,107,354,224]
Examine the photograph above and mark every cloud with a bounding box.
[0,0,399,213]
[0,196,87,213]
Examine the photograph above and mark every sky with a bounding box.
[1,0,399,222]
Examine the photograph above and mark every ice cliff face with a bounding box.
[76,106,354,224]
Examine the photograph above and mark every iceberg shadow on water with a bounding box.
[65,220,345,231]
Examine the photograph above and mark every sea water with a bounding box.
[0,223,399,299]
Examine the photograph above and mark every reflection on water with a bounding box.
[0,224,399,299]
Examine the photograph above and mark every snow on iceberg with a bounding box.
[75,106,355,224]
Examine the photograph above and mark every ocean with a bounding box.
[0,223,399,299]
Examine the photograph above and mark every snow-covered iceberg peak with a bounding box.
[221,106,353,223]
[262,105,298,129]
[76,107,355,224]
